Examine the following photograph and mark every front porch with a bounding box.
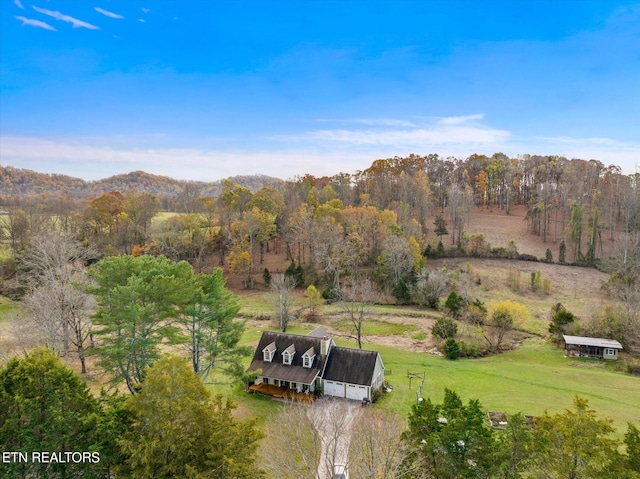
[248,383,315,403]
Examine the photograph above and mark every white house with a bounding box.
[246,326,385,402]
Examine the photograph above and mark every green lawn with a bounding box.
[370,338,640,435]
[333,318,418,336]
[229,321,640,435]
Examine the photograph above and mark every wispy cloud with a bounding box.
[320,118,417,128]
[14,0,24,9]
[32,6,99,30]
[275,115,509,149]
[0,136,358,181]
[94,7,123,19]
[439,114,484,125]
[15,15,56,31]
[138,19,145,23]
[141,8,150,14]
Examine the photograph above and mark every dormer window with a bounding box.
[283,344,296,365]
[302,347,316,368]
[262,341,276,362]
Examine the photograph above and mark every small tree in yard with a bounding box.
[304,284,323,319]
[262,267,271,286]
[432,316,458,339]
[549,307,576,342]
[340,276,375,349]
[392,278,411,304]
[271,273,297,332]
[444,290,465,318]
[484,300,529,352]
[412,267,448,309]
[443,338,460,359]
[545,248,553,263]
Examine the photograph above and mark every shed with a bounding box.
[563,335,623,360]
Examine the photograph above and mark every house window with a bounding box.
[303,356,311,368]
[606,348,615,355]
[283,352,294,365]
[263,350,273,362]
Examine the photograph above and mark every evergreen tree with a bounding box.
[89,255,198,393]
[119,355,264,478]
[434,215,448,239]
[0,349,102,479]
[392,278,411,304]
[404,389,500,478]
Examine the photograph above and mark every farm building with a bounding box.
[246,326,384,402]
[563,335,623,360]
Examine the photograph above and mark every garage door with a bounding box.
[346,384,368,401]
[324,380,345,398]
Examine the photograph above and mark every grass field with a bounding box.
[227,322,640,436]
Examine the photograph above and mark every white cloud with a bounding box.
[94,7,123,19]
[0,136,364,181]
[439,114,485,125]
[275,115,509,149]
[14,0,24,9]
[15,15,56,31]
[32,6,99,30]
[138,19,145,23]
[141,8,150,13]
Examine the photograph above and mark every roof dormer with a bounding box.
[262,341,276,362]
[282,344,296,365]
[302,347,316,368]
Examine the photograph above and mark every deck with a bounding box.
[249,383,315,403]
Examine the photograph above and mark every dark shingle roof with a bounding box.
[246,331,327,384]
[322,347,380,386]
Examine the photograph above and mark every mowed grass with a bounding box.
[333,318,418,336]
[228,320,640,435]
[369,337,640,435]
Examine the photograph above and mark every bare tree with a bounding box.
[340,276,375,349]
[17,232,96,373]
[271,273,297,332]
[348,409,413,479]
[261,399,359,479]
[261,403,322,479]
[411,267,449,309]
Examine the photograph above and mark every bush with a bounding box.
[545,248,553,263]
[392,278,411,304]
[322,284,338,302]
[444,291,465,318]
[262,267,271,286]
[443,338,460,360]
[431,317,458,339]
[458,340,483,358]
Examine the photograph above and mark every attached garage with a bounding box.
[346,384,369,401]
[324,380,346,398]
[322,347,385,402]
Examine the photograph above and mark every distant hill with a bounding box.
[0,167,283,198]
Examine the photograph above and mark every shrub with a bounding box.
[545,248,553,263]
[431,317,458,339]
[443,338,460,360]
[458,340,483,358]
[559,240,566,264]
[262,267,271,286]
[444,291,465,318]
[392,278,411,304]
[322,284,338,302]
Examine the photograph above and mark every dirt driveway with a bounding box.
[309,398,361,479]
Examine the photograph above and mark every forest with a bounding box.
[1,152,640,478]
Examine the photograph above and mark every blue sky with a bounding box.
[1,1,639,181]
